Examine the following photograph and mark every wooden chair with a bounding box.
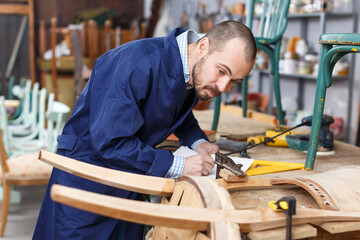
[8,82,40,136]
[0,93,69,157]
[0,132,52,237]
[8,79,32,125]
[212,0,291,130]
[38,151,360,240]
[305,33,360,170]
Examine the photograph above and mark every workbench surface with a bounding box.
[193,109,360,177]
[193,109,360,239]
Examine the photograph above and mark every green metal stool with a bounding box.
[305,33,360,170]
[212,0,290,130]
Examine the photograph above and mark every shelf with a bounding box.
[254,69,348,81]
[288,12,355,19]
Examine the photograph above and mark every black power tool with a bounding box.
[286,115,335,152]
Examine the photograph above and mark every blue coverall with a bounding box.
[33,28,208,239]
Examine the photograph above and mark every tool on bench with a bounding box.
[214,152,246,178]
[223,116,313,158]
[247,160,304,176]
[269,196,296,240]
[286,115,334,153]
[214,116,333,177]
[226,115,334,158]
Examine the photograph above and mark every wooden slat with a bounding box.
[216,177,274,192]
[39,150,175,196]
[28,0,35,83]
[50,17,58,97]
[4,100,20,108]
[315,221,360,234]
[51,184,360,233]
[0,4,28,15]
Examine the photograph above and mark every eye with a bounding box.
[231,79,243,84]
[218,68,225,75]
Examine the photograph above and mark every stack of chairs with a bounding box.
[1,79,70,157]
[0,79,70,237]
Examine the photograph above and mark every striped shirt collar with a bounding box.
[176,30,205,84]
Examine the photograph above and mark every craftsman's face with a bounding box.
[192,38,254,101]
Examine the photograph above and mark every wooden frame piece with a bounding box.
[39,150,175,196]
[51,184,360,234]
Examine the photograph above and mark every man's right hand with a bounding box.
[182,154,215,176]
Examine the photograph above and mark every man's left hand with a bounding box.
[196,142,219,156]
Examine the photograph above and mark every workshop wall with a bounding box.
[156,0,360,145]
[0,0,143,93]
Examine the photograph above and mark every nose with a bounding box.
[216,77,231,93]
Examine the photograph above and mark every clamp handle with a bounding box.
[268,196,296,240]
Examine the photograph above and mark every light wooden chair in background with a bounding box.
[0,131,52,237]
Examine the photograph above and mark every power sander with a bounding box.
[285,115,335,154]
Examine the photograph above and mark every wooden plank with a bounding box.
[28,0,35,83]
[248,224,317,240]
[4,100,20,108]
[50,17,58,97]
[39,150,175,197]
[216,177,274,192]
[0,4,29,15]
[315,221,360,234]
[219,168,248,182]
[51,184,360,233]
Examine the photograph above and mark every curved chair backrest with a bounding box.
[0,96,11,155]
[9,79,32,124]
[12,87,48,143]
[247,0,290,41]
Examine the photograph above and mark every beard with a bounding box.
[192,56,221,101]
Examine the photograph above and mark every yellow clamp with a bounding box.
[268,200,289,211]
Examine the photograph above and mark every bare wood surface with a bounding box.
[4,100,20,108]
[51,184,360,233]
[50,17,58,97]
[219,168,247,182]
[0,4,28,15]
[39,19,46,56]
[28,0,35,83]
[271,165,360,211]
[193,109,273,139]
[216,177,274,192]
[314,221,360,234]
[39,150,175,197]
[154,176,240,240]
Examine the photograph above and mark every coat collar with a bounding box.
[163,28,186,80]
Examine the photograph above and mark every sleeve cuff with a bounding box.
[165,156,185,178]
[191,138,208,151]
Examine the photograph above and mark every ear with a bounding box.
[196,37,210,57]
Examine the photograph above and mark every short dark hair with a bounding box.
[204,20,256,61]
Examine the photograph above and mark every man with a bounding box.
[33,20,256,239]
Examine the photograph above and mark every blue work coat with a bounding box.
[33,28,208,239]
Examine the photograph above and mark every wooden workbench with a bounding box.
[193,108,360,239]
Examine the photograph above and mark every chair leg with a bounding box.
[305,84,327,170]
[242,76,249,118]
[273,42,284,125]
[273,69,284,124]
[305,44,331,170]
[211,95,221,131]
[0,182,11,237]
